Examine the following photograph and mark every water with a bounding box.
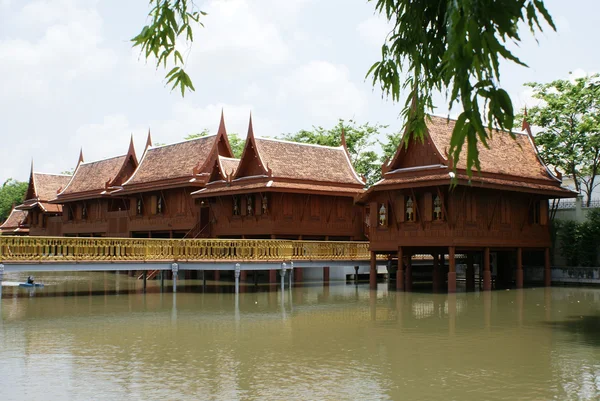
[1,272,600,400]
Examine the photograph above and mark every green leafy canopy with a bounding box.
[0,178,27,221]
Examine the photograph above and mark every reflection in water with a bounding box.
[1,272,600,400]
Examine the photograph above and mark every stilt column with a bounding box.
[466,253,475,291]
[214,270,220,281]
[448,246,456,293]
[405,254,413,292]
[544,247,551,287]
[483,247,491,291]
[294,267,303,283]
[432,254,440,293]
[269,269,277,284]
[323,266,330,285]
[240,270,247,282]
[516,248,524,289]
[396,247,404,291]
[369,251,377,290]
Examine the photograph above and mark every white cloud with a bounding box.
[357,15,391,48]
[276,61,366,123]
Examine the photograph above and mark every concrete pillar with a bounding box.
[171,263,179,293]
[432,254,440,293]
[397,247,404,291]
[448,246,456,293]
[234,263,241,294]
[483,247,491,291]
[269,269,277,284]
[160,270,165,292]
[516,248,524,289]
[369,251,377,290]
[280,263,287,292]
[289,262,294,288]
[323,266,330,284]
[544,247,551,287]
[405,254,413,292]
[466,253,475,291]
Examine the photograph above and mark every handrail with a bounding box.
[0,236,374,263]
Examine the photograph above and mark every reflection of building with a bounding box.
[15,164,71,236]
[360,115,577,292]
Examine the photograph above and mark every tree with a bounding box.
[184,130,246,158]
[136,1,556,175]
[522,74,600,206]
[280,119,395,186]
[0,179,27,221]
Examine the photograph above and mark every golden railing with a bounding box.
[0,236,372,263]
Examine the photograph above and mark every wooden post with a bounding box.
[269,269,277,284]
[432,253,440,293]
[142,271,147,293]
[405,254,413,292]
[369,251,377,290]
[466,253,475,291]
[448,246,456,293]
[214,270,220,282]
[516,248,524,289]
[396,247,404,291]
[323,266,330,285]
[240,270,247,282]
[483,247,491,291]
[544,247,551,287]
[294,267,303,283]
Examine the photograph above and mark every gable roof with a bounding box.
[208,155,240,182]
[17,172,72,213]
[0,208,29,233]
[369,115,576,198]
[55,155,128,200]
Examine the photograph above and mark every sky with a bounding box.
[0,0,598,183]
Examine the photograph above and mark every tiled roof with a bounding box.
[124,135,217,187]
[252,138,364,185]
[423,115,555,181]
[59,155,127,197]
[33,173,71,200]
[0,209,28,231]
[193,179,363,197]
[373,171,575,197]
[219,156,240,177]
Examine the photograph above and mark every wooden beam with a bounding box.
[300,194,311,222]
[409,188,424,230]
[386,191,400,230]
[520,196,534,231]
[487,195,501,230]
[326,197,335,223]
[436,186,449,224]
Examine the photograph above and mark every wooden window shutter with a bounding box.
[396,194,405,223]
[540,200,548,225]
[424,192,433,222]
[311,196,320,217]
[369,202,377,227]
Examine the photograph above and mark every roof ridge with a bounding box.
[33,172,73,177]
[427,113,529,136]
[257,136,346,150]
[148,133,217,150]
[79,154,126,165]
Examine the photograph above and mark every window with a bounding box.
[261,194,269,215]
[378,203,388,227]
[136,198,143,216]
[157,196,163,214]
[433,195,443,221]
[530,201,541,224]
[233,196,240,216]
[82,204,88,220]
[246,194,254,216]
[68,206,74,221]
[405,196,415,222]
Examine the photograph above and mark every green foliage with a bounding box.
[184,130,245,158]
[379,132,402,164]
[60,168,74,175]
[554,210,600,267]
[521,74,600,206]
[280,119,398,186]
[0,179,27,221]
[367,0,555,177]
[132,0,205,96]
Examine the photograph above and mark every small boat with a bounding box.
[18,282,45,288]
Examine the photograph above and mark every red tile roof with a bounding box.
[57,155,127,199]
[122,135,217,189]
[33,173,72,200]
[251,138,364,185]
[0,208,29,233]
[219,156,240,178]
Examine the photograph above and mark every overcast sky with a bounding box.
[0,0,598,183]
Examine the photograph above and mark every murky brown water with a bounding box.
[1,272,600,400]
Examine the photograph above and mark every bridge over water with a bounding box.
[0,236,377,292]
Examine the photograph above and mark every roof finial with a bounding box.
[340,126,347,149]
[78,147,84,165]
[522,106,530,131]
[247,112,255,138]
[30,158,34,174]
[146,128,153,148]
[218,108,227,136]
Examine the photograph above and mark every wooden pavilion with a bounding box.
[360,115,577,292]
[15,162,71,236]
[0,207,29,235]
[50,137,138,237]
[191,115,366,282]
[113,113,234,239]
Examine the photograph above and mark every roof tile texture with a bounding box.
[60,156,126,196]
[0,209,28,229]
[33,173,72,200]
[254,138,363,185]
[219,156,240,177]
[125,136,216,186]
